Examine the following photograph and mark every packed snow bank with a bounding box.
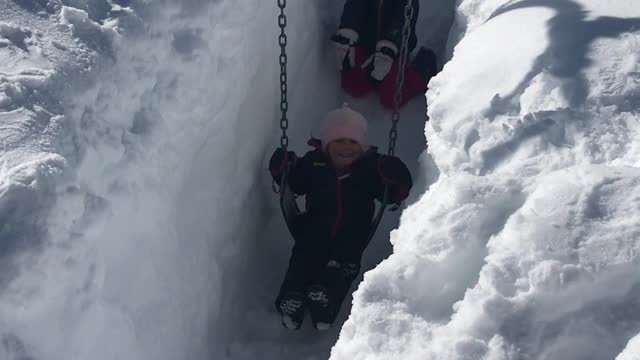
[332,1,640,359]
[617,335,640,360]
[0,1,92,287]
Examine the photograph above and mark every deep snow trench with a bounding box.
[0,0,455,359]
[3,0,640,359]
[199,1,456,358]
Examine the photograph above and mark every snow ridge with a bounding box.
[331,1,640,359]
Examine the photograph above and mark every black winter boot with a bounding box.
[306,285,332,331]
[278,292,306,330]
[412,47,438,82]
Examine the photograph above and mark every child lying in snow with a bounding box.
[332,0,438,108]
[269,104,412,330]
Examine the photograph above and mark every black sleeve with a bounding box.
[269,148,295,185]
[373,154,412,204]
[287,151,314,196]
[339,0,367,32]
[379,0,419,49]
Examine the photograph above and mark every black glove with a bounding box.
[376,155,412,203]
[269,148,296,182]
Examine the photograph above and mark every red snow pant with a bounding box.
[341,46,428,109]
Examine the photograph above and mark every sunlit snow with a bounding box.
[1,0,638,360]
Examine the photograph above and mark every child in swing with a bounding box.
[269,104,412,330]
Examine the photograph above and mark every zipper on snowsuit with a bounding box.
[330,167,344,239]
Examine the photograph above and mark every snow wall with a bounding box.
[1,0,639,360]
[0,0,345,359]
[332,1,640,359]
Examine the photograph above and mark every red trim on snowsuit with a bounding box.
[340,46,427,109]
[341,46,374,97]
[308,137,346,239]
[307,137,322,150]
[378,61,427,109]
[270,150,289,177]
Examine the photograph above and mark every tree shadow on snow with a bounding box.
[487,0,640,115]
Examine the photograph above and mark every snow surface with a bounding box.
[617,334,640,360]
[0,0,638,359]
[332,0,640,359]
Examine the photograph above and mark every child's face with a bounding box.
[327,138,364,169]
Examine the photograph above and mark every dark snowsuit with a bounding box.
[337,0,431,108]
[340,0,420,54]
[271,139,412,323]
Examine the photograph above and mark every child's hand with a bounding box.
[377,156,412,203]
[269,148,296,178]
[377,156,410,183]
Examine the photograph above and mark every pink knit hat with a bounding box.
[320,103,368,151]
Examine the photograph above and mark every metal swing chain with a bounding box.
[388,0,414,157]
[277,0,289,150]
[376,0,414,217]
[273,0,289,194]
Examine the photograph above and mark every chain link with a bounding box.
[388,0,414,157]
[272,0,289,194]
[277,0,289,150]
